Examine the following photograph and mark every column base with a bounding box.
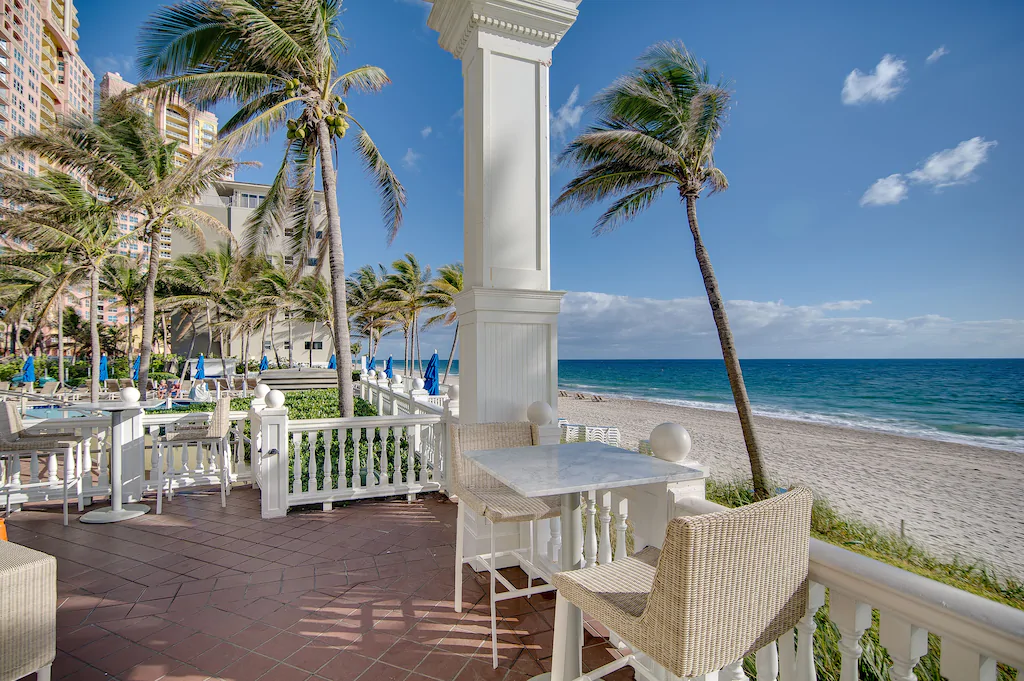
[79,503,150,524]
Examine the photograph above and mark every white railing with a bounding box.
[8,408,252,508]
[358,374,447,418]
[250,391,450,518]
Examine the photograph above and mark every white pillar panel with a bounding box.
[429,0,579,425]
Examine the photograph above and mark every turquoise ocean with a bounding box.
[379,358,1024,453]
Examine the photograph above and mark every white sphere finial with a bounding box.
[447,384,460,401]
[254,383,270,400]
[650,423,692,463]
[392,375,403,388]
[266,389,286,409]
[413,378,425,390]
[367,369,376,379]
[527,401,555,426]
[121,386,141,405]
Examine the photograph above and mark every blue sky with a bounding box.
[78,0,1023,359]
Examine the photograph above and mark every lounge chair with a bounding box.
[38,383,58,397]
[575,393,586,400]
[118,379,134,389]
[558,390,569,397]
[591,394,606,402]
[104,379,120,396]
[0,381,9,392]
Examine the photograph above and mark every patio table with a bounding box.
[69,401,163,524]
[463,441,704,681]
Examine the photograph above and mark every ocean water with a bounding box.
[371,358,1024,452]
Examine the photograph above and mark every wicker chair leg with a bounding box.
[489,517,498,669]
[219,440,227,508]
[62,444,70,526]
[527,520,534,596]
[551,591,576,681]
[36,663,52,681]
[454,501,465,613]
[76,443,84,512]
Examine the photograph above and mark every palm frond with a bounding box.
[353,129,406,243]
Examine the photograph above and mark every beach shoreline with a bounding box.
[557,394,1024,578]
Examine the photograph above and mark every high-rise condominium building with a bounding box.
[0,0,93,174]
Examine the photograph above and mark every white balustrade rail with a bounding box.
[251,392,448,518]
[358,375,447,418]
[8,409,252,508]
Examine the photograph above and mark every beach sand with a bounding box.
[557,395,1024,578]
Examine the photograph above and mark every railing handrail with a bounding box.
[286,413,443,431]
[674,496,1024,667]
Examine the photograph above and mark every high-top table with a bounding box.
[69,400,164,524]
[463,441,704,681]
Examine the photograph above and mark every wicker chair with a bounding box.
[1,402,86,526]
[153,397,232,513]
[0,540,56,681]
[450,422,561,667]
[549,488,813,681]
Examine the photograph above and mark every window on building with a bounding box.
[283,256,294,266]
[238,193,265,208]
[263,341,272,350]
[306,258,317,267]
[304,341,324,350]
[283,342,290,349]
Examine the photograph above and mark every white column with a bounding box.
[428,0,579,425]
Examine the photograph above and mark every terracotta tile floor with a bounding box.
[6,487,632,681]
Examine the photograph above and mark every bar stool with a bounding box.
[549,488,813,681]
[450,422,562,667]
[153,397,231,513]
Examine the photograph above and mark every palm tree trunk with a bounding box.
[89,268,101,403]
[126,305,133,365]
[57,293,65,388]
[161,313,169,356]
[315,121,355,417]
[287,312,293,368]
[271,316,281,367]
[138,230,161,391]
[309,320,317,366]
[685,195,771,499]
[186,313,197,360]
[442,321,458,383]
[416,315,423,377]
[205,304,214,356]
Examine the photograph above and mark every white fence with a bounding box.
[250,391,451,518]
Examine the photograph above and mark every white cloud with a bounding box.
[451,108,463,131]
[402,148,422,170]
[860,174,909,207]
[926,46,949,64]
[91,54,135,80]
[842,55,907,105]
[551,85,584,141]
[421,126,432,139]
[557,292,1024,359]
[907,137,997,187]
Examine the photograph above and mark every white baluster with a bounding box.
[47,451,58,484]
[878,613,928,681]
[291,431,302,494]
[830,592,872,681]
[940,638,997,681]
[82,438,93,502]
[584,491,598,568]
[392,426,401,485]
[324,429,334,491]
[756,642,780,681]
[30,453,39,484]
[598,491,612,565]
[795,582,827,681]
[310,430,321,492]
[549,516,562,565]
[723,659,748,681]
[412,423,422,483]
[614,494,628,561]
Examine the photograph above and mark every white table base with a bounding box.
[79,503,149,524]
[531,492,584,681]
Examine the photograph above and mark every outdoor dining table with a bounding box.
[69,399,164,524]
[463,441,705,681]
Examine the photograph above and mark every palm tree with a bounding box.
[252,259,299,369]
[100,257,146,363]
[163,244,240,358]
[346,264,389,363]
[0,170,129,401]
[423,263,464,383]
[137,0,407,417]
[0,98,241,391]
[383,254,432,377]
[554,42,772,499]
[294,274,335,366]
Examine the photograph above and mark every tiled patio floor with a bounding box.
[6,487,632,681]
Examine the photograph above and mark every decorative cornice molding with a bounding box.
[429,0,578,60]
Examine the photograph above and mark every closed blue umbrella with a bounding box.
[384,355,393,379]
[259,355,269,372]
[131,355,141,382]
[22,356,35,385]
[99,354,109,382]
[195,354,206,380]
[367,354,375,371]
[423,351,439,396]
[328,354,337,369]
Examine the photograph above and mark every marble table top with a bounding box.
[463,442,704,498]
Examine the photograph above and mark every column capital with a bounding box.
[428,0,579,60]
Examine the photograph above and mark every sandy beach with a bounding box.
[557,395,1024,578]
